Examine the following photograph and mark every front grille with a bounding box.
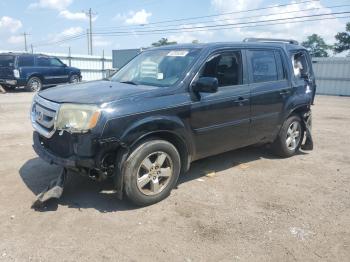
[31,95,60,138]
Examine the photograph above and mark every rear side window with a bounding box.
[248,50,278,83]
[37,57,50,66]
[18,56,34,67]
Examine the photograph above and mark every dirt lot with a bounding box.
[0,92,349,262]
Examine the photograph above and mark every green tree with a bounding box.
[334,22,350,55]
[301,34,330,57]
[151,38,177,47]
[192,39,199,44]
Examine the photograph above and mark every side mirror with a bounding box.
[192,77,218,93]
[62,63,67,67]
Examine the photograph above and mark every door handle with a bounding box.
[234,96,248,106]
[279,89,291,95]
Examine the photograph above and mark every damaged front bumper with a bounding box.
[33,131,98,169]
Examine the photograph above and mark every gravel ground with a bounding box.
[0,92,349,262]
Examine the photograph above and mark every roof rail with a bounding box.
[243,38,299,45]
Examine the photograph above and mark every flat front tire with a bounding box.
[272,115,304,158]
[123,140,181,206]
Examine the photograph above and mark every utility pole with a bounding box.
[84,8,96,55]
[30,44,33,54]
[86,29,90,55]
[23,32,28,52]
[89,8,93,55]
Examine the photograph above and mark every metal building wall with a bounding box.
[312,57,350,96]
[48,52,113,81]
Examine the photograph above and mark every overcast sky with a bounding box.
[0,0,349,56]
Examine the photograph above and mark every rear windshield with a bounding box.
[0,55,15,67]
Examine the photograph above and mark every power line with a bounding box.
[91,11,350,36]
[95,0,321,30]
[94,4,350,32]
[30,2,349,48]
[31,0,322,47]
[97,15,349,37]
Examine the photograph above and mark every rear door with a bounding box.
[247,49,291,143]
[36,56,55,85]
[190,50,251,159]
[17,55,35,80]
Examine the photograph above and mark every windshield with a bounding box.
[111,49,201,87]
[0,55,15,67]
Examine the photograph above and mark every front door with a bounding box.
[47,57,68,84]
[190,50,251,160]
[36,56,67,85]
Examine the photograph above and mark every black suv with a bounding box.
[0,53,81,92]
[31,39,315,206]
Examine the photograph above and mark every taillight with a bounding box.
[13,69,20,78]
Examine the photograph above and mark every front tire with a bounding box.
[26,77,42,92]
[272,115,304,158]
[69,74,80,84]
[123,140,181,206]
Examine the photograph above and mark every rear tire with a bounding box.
[123,139,181,206]
[271,115,304,158]
[26,77,42,92]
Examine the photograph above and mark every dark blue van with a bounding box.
[0,53,81,92]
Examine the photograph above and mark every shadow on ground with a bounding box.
[20,145,307,212]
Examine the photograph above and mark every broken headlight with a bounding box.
[56,104,100,133]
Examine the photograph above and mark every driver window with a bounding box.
[199,51,242,87]
[50,58,63,67]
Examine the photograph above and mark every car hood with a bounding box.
[39,80,160,104]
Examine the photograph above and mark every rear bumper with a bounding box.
[0,78,27,87]
[33,131,95,168]
[0,79,17,86]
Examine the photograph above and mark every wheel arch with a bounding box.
[129,130,191,174]
[27,73,44,83]
[287,104,311,120]
[115,115,193,173]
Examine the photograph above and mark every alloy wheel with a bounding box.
[136,151,173,196]
[285,121,301,151]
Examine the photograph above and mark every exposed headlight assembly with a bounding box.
[56,104,101,133]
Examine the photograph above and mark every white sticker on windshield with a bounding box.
[167,50,189,57]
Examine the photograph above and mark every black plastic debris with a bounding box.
[301,112,313,151]
[31,168,67,209]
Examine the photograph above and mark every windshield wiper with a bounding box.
[120,81,138,85]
